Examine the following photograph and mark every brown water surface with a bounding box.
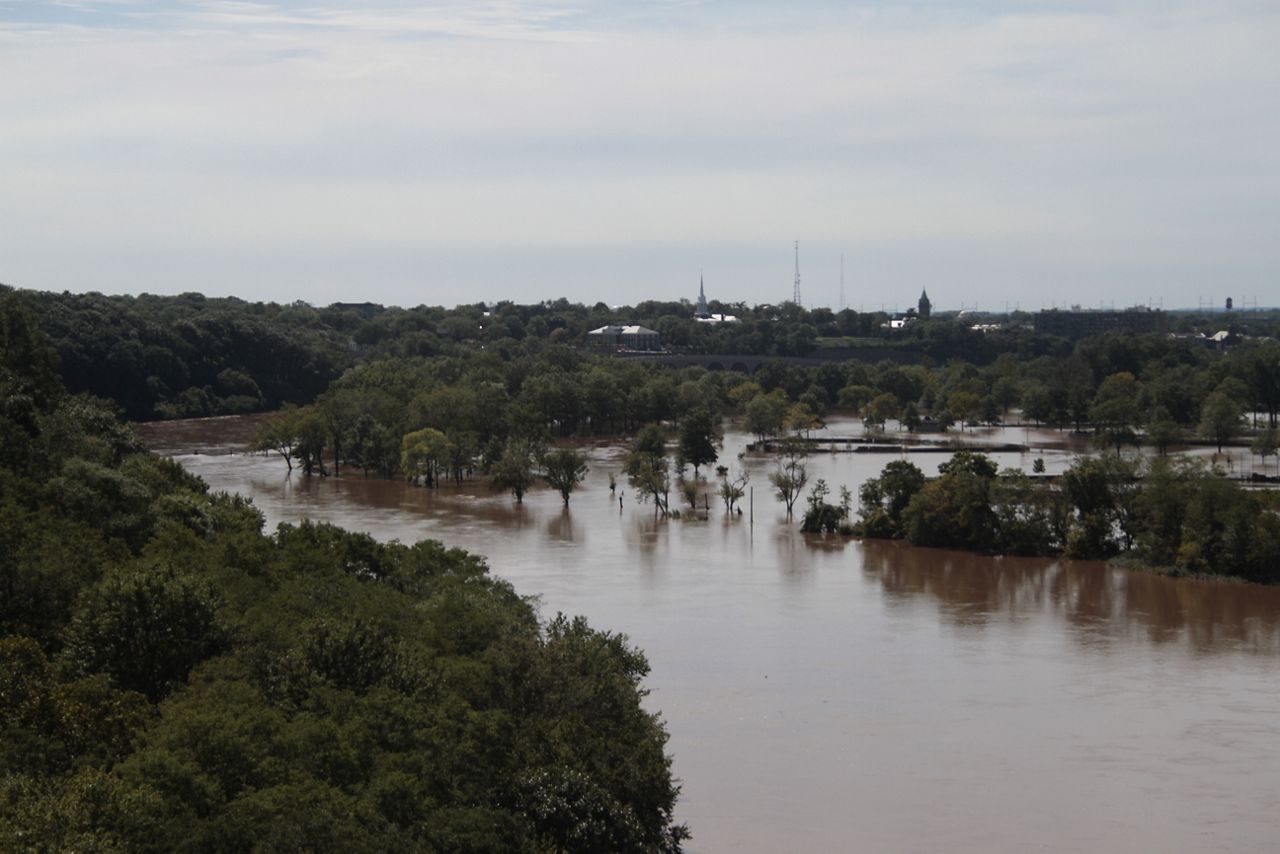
[137,416,1280,853]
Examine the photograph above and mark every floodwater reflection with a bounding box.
[545,508,578,543]
[861,539,1280,655]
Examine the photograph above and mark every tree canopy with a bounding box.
[0,296,689,850]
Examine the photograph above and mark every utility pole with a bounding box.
[793,240,802,307]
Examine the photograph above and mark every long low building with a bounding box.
[587,324,662,351]
[1034,307,1167,340]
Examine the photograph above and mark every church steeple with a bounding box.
[918,289,932,320]
[695,271,710,318]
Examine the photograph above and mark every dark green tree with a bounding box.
[902,466,998,552]
[59,565,231,701]
[856,460,926,539]
[1200,389,1242,453]
[1252,427,1279,475]
[1089,372,1141,454]
[678,408,719,477]
[743,390,788,443]
[490,437,540,503]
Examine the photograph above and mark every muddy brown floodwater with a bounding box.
[137,415,1280,853]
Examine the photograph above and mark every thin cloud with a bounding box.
[0,1,1276,307]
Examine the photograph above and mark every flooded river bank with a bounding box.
[137,416,1280,852]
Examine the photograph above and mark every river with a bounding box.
[137,415,1280,853]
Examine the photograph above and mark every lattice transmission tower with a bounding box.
[839,254,845,311]
[793,240,802,306]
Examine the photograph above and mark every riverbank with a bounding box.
[132,412,1280,852]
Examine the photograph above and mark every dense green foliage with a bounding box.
[303,333,1280,486]
[244,347,746,500]
[1,294,688,850]
[8,288,354,420]
[213,316,1280,533]
[856,451,1280,582]
[13,284,1280,440]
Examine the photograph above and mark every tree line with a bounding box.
[852,451,1280,583]
[244,326,1280,511]
[1,293,688,849]
[11,282,1279,429]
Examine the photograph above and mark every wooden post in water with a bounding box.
[749,486,753,526]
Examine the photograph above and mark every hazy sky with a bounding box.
[2,1,1277,310]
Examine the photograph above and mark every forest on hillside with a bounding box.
[0,294,688,849]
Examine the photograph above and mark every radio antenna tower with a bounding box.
[793,240,802,306]
[839,254,845,311]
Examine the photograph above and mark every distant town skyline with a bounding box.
[2,2,1277,311]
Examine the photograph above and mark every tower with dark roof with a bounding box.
[918,289,932,320]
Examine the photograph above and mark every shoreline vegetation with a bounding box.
[236,402,1278,586]
[1,298,689,845]
[159,405,1280,586]
[848,451,1279,585]
[163,293,1273,584]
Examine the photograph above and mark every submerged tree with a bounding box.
[1060,454,1140,558]
[625,424,671,517]
[947,391,982,432]
[863,393,898,430]
[1146,410,1182,457]
[768,438,809,516]
[902,454,999,552]
[401,427,451,487]
[1089,372,1141,455]
[292,406,329,476]
[800,478,848,533]
[901,402,921,433]
[1252,428,1279,475]
[679,477,700,510]
[743,390,788,444]
[251,406,300,472]
[543,447,589,507]
[718,469,749,514]
[491,437,540,503]
[678,408,719,478]
[856,459,926,539]
[784,402,823,438]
